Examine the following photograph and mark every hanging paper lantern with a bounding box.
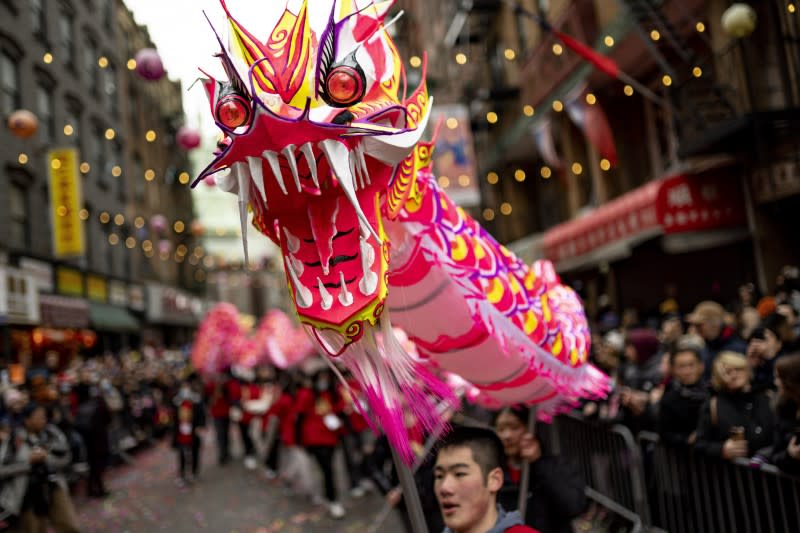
[176,126,201,150]
[157,239,173,255]
[190,221,205,236]
[134,48,165,81]
[721,3,757,38]
[7,110,38,139]
[203,176,216,187]
[150,214,168,233]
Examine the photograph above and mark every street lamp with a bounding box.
[721,3,757,38]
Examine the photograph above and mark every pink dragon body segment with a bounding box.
[194,0,608,461]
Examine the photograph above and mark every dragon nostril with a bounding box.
[332,110,354,125]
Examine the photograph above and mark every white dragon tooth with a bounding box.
[356,144,371,185]
[317,277,333,311]
[288,254,304,276]
[358,237,379,296]
[319,139,382,245]
[338,271,353,307]
[349,153,363,191]
[299,142,319,188]
[262,150,288,195]
[282,144,302,193]
[287,259,313,309]
[233,162,250,264]
[282,227,301,254]
[247,156,267,207]
[215,168,238,193]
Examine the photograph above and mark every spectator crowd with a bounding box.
[583,264,800,478]
[0,265,798,533]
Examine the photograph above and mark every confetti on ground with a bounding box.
[75,437,408,532]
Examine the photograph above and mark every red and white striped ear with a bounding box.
[372,0,395,20]
[198,69,220,114]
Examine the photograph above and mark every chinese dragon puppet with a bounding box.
[194,0,608,461]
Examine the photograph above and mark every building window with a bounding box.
[84,37,98,91]
[103,62,117,114]
[94,124,107,186]
[132,154,144,201]
[0,51,19,117]
[9,181,29,249]
[103,225,113,274]
[59,11,75,69]
[65,106,79,142]
[36,83,55,142]
[104,0,114,30]
[127,84,138,129]
[31,0,47,38]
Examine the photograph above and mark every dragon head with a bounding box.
[196,0,432,352]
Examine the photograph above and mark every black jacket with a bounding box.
[771,401,800,476]
[496,455,586,533]
[658,381,709,448]
[694,389,775,459]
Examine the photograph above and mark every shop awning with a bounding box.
[39,294,89,329]
[543,170,747,271]
[89,303,141,333]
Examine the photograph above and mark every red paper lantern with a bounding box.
[176,126,201,150]
[7,109,38,139]
[134,48,165,81]
[150,214,168,233]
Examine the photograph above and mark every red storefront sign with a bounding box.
[543,173,746,264]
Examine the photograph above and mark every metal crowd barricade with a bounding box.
[550,414,650,532]
[639,431,800,533]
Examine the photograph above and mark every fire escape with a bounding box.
[619,0,747,158]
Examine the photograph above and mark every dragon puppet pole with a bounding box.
[391,447,430,533]
[501,0,664,107]
[366,419,451,533]
[516,406,538,519]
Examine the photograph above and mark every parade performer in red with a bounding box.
[295,368,346,518]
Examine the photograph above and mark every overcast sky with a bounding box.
[122,0,227,135]
[122,0,281,261]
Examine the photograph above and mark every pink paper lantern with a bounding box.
[157,239,172,255]
[150,214,168,233]
[176,126,201,150]
[134,48,165,81]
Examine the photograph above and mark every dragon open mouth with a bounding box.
[194,0,444,463]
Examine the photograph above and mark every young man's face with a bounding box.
[671,351,704,386]
[434,445,502,533]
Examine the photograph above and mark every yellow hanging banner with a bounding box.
[48,148,85,258]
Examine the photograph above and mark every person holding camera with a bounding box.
[0,403,80,532]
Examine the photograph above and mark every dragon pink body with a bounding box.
[194,0,608,460]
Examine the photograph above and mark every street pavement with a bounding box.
[74,434,409,533]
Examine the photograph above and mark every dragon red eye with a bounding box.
[326,66,364,106]
[215,94,251,129]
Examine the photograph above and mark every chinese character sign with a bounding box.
[48,148,85,258]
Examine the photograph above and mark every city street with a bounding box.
[75,438,406,533]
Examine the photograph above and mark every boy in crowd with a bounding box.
[434,426,539,533]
